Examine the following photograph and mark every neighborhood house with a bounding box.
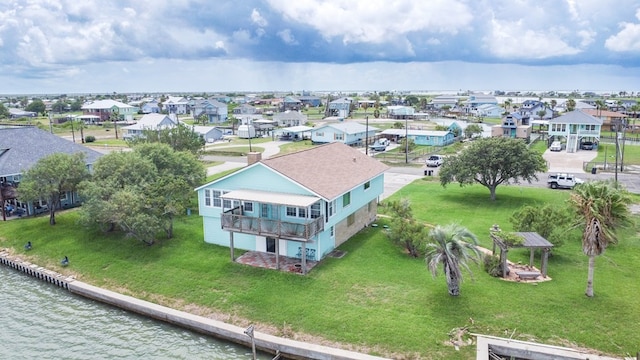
[0,126,103,218]
[195,142,389,274]
[548,110,602,153]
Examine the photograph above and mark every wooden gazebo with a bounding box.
[490,226,553,279]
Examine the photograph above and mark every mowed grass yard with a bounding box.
[1,181,640,359]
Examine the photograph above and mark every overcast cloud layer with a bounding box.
[1,0,640,94]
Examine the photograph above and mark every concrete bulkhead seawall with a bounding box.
[0,251,389,360]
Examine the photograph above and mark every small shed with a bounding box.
[490,227,553,278]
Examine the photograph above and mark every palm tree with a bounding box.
[503,99,512,115]
[569,181,632,297]
[425,224,482,296]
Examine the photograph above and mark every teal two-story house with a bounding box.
[195,142,389,274]
[548,110,602,153]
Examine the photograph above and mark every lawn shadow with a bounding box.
[437,188,549,211]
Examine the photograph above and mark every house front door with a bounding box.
[266,237,276,253]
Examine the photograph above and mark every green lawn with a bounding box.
[1,182,639,359]
[595,142,640,166]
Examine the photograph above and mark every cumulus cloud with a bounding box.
[251,9,268,27]
[484,18,582,59]
[605,8,640,51]
[266,0,473,44]
[0,0,639,90]
[277,29,298,45]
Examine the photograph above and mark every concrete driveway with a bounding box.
[543,149,597,174]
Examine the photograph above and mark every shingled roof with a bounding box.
[549,110,603,125]
[261,142,389,200]
[0,126,103,176]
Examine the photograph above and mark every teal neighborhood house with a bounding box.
[380,128,456,146]
[195,142,389,273]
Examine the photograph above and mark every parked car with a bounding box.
[547,173,584,189]
[426,155,444,167]
[550,141,562,152]
[369,141,387,152]
[580,141,594,150]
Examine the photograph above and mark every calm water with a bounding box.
[0,266,269,360]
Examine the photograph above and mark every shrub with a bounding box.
[483,254,504,277]
[85,135,96,143]
[498,232,524,246]
[509,204,571,248]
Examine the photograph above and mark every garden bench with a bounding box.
[516,271,541,280]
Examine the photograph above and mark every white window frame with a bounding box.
[310,202,321,219]
[286,206,297,217]
[212,190,221,207]
[343,191,351,208]
[204,189,212,207]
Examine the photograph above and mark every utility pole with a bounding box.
[405,117,409,164]
[70,117,75,143]
[365,116,369,155]
[615,123,619,183]
[620,119,627,172]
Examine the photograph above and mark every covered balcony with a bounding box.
[220,189,324,242]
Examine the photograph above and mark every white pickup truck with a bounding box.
[547,173,584,189]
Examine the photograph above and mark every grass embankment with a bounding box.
[2,181,640,359]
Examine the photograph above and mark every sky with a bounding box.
[2,0,640,95]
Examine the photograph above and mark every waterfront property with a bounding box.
[0,126,103,217]
[195,142,389,273]
[548,110,602,153]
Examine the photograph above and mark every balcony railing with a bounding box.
[221,212,324,241]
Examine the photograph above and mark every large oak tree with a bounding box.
[79,143,205,244]
[18,153,90,225]
[439,137,547,201]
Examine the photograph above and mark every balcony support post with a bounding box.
[275,238,280,270]
[301,242,307,275]
[230,232,235,261]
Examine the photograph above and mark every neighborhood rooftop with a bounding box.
[550,110,603,125]
[0,126,103,176]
